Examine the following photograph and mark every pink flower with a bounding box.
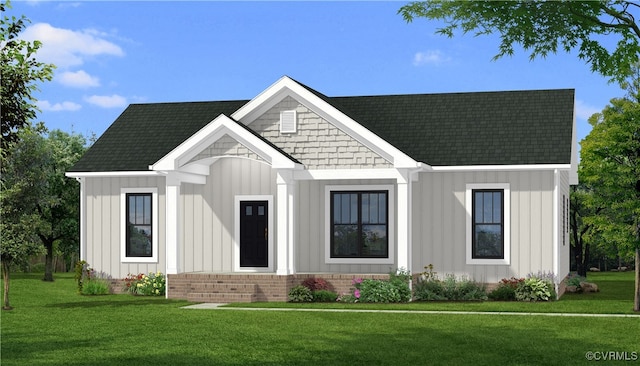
[352,278,363,285]
[354,289,361,299]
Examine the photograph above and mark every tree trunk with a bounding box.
[43,241,54,282]
[2,260,13,310]
[635,247,639,312]
[583,243,590,278]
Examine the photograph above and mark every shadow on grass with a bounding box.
[45,298,188,309]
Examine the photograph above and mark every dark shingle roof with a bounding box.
[70,101,247,172]
[70,88,574,172]
[331,89,575,166]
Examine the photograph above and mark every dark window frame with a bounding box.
[471,189,504,259]
[330,190,389,258]
[125,193,153,258]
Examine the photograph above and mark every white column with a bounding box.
[396,169,413,274]
[166,173,181,275]
[276,170,296,275]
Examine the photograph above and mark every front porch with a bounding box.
[167,273,390,303]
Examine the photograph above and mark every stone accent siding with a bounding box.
[249,96,392,169]
[187,134,264,164]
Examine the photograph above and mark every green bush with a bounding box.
[355,269,412,303]
[413,279,447,300]
[488,285,517,301]
[81,278,111,295]
[515,277,553,302]
[288,285,313,302]
[414,274,487,301]
[566,273,586,288]
[123,272,166,296]
[312,290,338,302]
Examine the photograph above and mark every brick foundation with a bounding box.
[166,273,390,303]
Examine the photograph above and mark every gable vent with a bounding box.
[280,110,297,133]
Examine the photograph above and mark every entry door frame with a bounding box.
[234,195,274,272]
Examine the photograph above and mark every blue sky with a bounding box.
[9,1,629,146]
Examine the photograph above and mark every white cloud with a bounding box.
[575,99,601,120]
[37,100,82,112]
[413,50,451,66]
[58,70,100,88]
[20,23,124,69]
[84,94,127,108]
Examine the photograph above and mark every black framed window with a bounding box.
[330,191,388,258]
[126,193,153,257]
[472,189,504,259]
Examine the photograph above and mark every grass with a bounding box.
[1,272,638,366]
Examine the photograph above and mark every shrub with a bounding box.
[566,273,586,288]
[81,278,111,295]
[515,277,553,302]
[124,272,166,296]
[414,273,487,301]
[288,285,313,302]
[302,277,329,291]
[488,285,517,301]
[337,269,411,303]
[312,290,338,302]
[489,277,524,301]
[74,260,89,293]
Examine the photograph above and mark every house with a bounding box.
[66,76,577,302]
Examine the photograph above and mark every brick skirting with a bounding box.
[166,273,390,303]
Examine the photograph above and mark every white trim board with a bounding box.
[234,195,275,273]
[324,184,395,265]
[120,187,159,264]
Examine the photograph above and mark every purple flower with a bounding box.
[354,289,361,299]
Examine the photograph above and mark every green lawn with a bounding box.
[1,272,639,366]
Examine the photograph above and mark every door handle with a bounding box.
[264,228,268,240]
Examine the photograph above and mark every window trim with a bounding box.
[121,188,158,263]
[325,185,394,265]
[465,183,510,265]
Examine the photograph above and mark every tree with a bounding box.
[570,184,600,277]
[37,130,86,281]
[1,126,47,310]
[399,1,640,83]
[1,0,55,150]
[580,91,640,311]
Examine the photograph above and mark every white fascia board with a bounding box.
[65,171,163,178]
[430,164,571,172]
[231,76,419,169]
[151,113,300,172]
[294,168,405,181]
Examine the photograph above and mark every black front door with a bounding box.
[240,201,268,267]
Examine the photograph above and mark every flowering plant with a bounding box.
[124,272,166,296]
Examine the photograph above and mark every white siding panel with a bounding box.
[412,170,556,283]
[295,179,396,274]
[84,176,166,279]
[179,158,276,273]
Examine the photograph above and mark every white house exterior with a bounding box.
[67,76,577,301]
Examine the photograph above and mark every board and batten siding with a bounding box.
[296,179,397,274]
[412,170,557,283]
[179,157,276,273]
[84,176,166,279]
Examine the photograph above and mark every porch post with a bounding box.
[396,169,413,274]
[276,170,296,275]
[166,173,181,275]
